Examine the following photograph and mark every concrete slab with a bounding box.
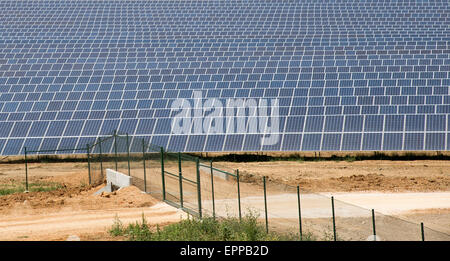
[106,169,132,188]
[93,169,131,195]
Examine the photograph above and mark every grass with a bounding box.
[109,212,315,241]
[343,156,357,162]
[0,181,63,196]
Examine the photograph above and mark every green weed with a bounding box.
[109,211,314,241]
[0,181,63,195]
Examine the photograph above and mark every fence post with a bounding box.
[196,158,202,218]
[297,186,302,241]
[421,222,425,241]
[331,196,337,241]
[126,133,131,176]
[372,209,377,241]
[87,144,91,185]
[160,147,166,201]
[210,160,216,220]
[98,137,103,179]
[24,147,29,192]
[142,139,147,193]
[178,152,184,209]
[263,176,268,233]
[113,130,118,171]
[236,169,242,221]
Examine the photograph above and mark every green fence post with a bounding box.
[98,137,103,179]
[24,147,29,192]
[178,152,184,209]
[236,169,242,221]
[196,158,202,218]
[87,144,91,185]
[331,196,337,241]
[297,186,302,241]
[210,160,216,220]
[421,222,425,241]
[263,176,268,233]
[160,147,166,201]
[126,133,131,176]
[372,209,377,241]
[142,139,147,193]
[113,130,118,171]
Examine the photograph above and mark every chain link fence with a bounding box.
[20,132,450,241]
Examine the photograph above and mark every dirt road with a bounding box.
[0,202,187,241]
[0,171,187,241]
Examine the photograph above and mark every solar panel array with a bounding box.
[0,0,449,154]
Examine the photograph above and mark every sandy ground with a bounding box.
[213,160,450,192]
[211,192,450,218]
[0,202,187,241]
[0,166,187,241]
[208,160,450,239]
[2,160,449,193]
[204,192,450,238]
[0,159,449,241]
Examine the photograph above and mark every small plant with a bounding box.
[322,229,335,241]
[0,187,20,196]
[108,211,311,241]
[0,181,63,196]
[344,156,357,162]
[126,213,153,241]
[299,231,316,241]
[320,226,342,241]
[109,214,125,237]
[27,181,63,192]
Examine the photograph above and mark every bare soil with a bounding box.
[211,159,450,239]
[0,164,186,241]
[397,208,450,235]
[212,160,450,192]
[0,159,449,241]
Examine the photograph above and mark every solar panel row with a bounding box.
[0,0,449,154]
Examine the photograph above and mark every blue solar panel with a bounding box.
[3,139,23,155]
[383,133,404,151]
[322,134,341,151]
[23,138,42,152]
[0,0,449,154]
[167,135,188,152]
[150,135,169,149]
[186,135,207,152]
[362,133,382,151]
[9,121,31,137]
[59,137,78,151]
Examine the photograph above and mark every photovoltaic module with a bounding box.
[0,0,449,154]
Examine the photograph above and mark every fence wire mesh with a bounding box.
[196,161,450,241]
[18,131,450,241]
[88,138,104,186]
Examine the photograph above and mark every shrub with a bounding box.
[109,211,313,241]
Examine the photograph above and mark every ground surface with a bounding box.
[0,159,449,240]
[211,159,450,237]
[211,160,450,192]
[0,163,186,241]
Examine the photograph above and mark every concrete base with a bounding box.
[94,183,112,195]
[106,169,132,188]
[93,169,132,195]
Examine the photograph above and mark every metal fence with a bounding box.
[21,132,450,241]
